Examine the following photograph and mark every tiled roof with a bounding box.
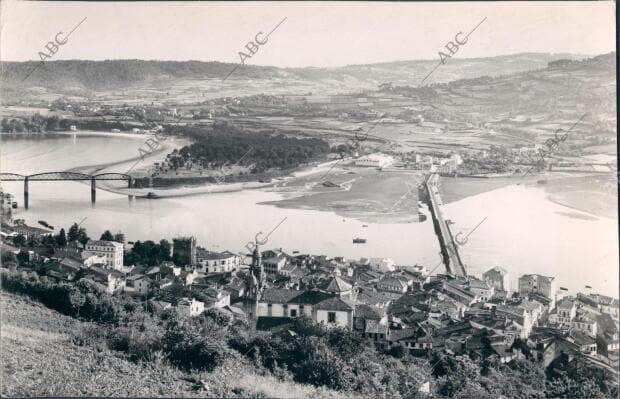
[86,240,123,248]
[261,288,305,304]
[289,290,333,305]
[468,279,491,290]
[484,266,508,275]
[325,276,352,293]
[197,249,236,260]
[379,277,408,288]
[281,264,297,272]
[59,257,83,270]
[315,296,353,311]
[354,304,383,320]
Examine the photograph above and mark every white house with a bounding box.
[315,297,354,329]
[369,258,396,273]
[262,249,288,276]
[177,298,205,317]
[194,249,240,274]
[355,154,394,168]
[82,253,108,268]
[84,240,124,270]
[257,288,354,329]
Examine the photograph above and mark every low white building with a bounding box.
[355,154,394,168]
[369,258,396,273]
[81,253,107,267]
[177,298,205,317]
[125,274,151,295]
[84,240,124,270]
[194,249,240,274]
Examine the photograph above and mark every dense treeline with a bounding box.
[0,115,137,133]
[172,123,330,173]
[124,240,172,267]
[1,269,615,398]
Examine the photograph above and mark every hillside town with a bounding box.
[2,215,618,393]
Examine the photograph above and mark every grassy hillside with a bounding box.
[0,292,351,398]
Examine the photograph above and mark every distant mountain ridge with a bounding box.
[0,52,593,91]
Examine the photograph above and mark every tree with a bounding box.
[100,230,114,241]
[1,251,17,266]
[68,223,80,242]
[55,228,67,247]
[77,228,90,245]
[12,234,26,247]
[16,251,30,265]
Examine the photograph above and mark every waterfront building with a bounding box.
[518,274,557,307]
[571,309,598,337]
[557,299,577,324]
[355,154,394,168]
[194,248,240,273]
[483,266,511,292]
[11,224,53,240]
[262,249,288,276]
[376,275,409,294]
[369,258,396,273]
[468,278,495,302]
[84,239,124,270]
[173,236,197,266]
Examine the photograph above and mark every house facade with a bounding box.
[256,288,354,329]
[84,240,124,270]
[194,249,240,273]
[483,266,511,292]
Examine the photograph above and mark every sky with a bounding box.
[0,1,615,68]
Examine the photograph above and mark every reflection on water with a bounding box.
[2,134,618,296]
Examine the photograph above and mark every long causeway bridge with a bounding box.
[0,172,134,209]
[425,173,467,277]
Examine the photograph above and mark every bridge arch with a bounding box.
[28,172,92,181]
[0,173,25,181]
[93,173,132,180]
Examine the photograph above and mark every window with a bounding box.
[327,312,336,323]
[290,309,297,317]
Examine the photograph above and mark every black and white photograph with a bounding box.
[0,1,618,397]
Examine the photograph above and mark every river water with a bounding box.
[1,133,617,296]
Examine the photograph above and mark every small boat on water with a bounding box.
[138,192,161,199]
[38,220,54,230]
[362,224,368,227]
[292,250,299,254]
[353,238,367,244]
[537,180,547,184]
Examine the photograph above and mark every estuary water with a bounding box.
[1,133,617,296]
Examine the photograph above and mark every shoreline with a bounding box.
[0,130,157,140]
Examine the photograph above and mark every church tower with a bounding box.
[243,239,264,323]
[250,244,264,290]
